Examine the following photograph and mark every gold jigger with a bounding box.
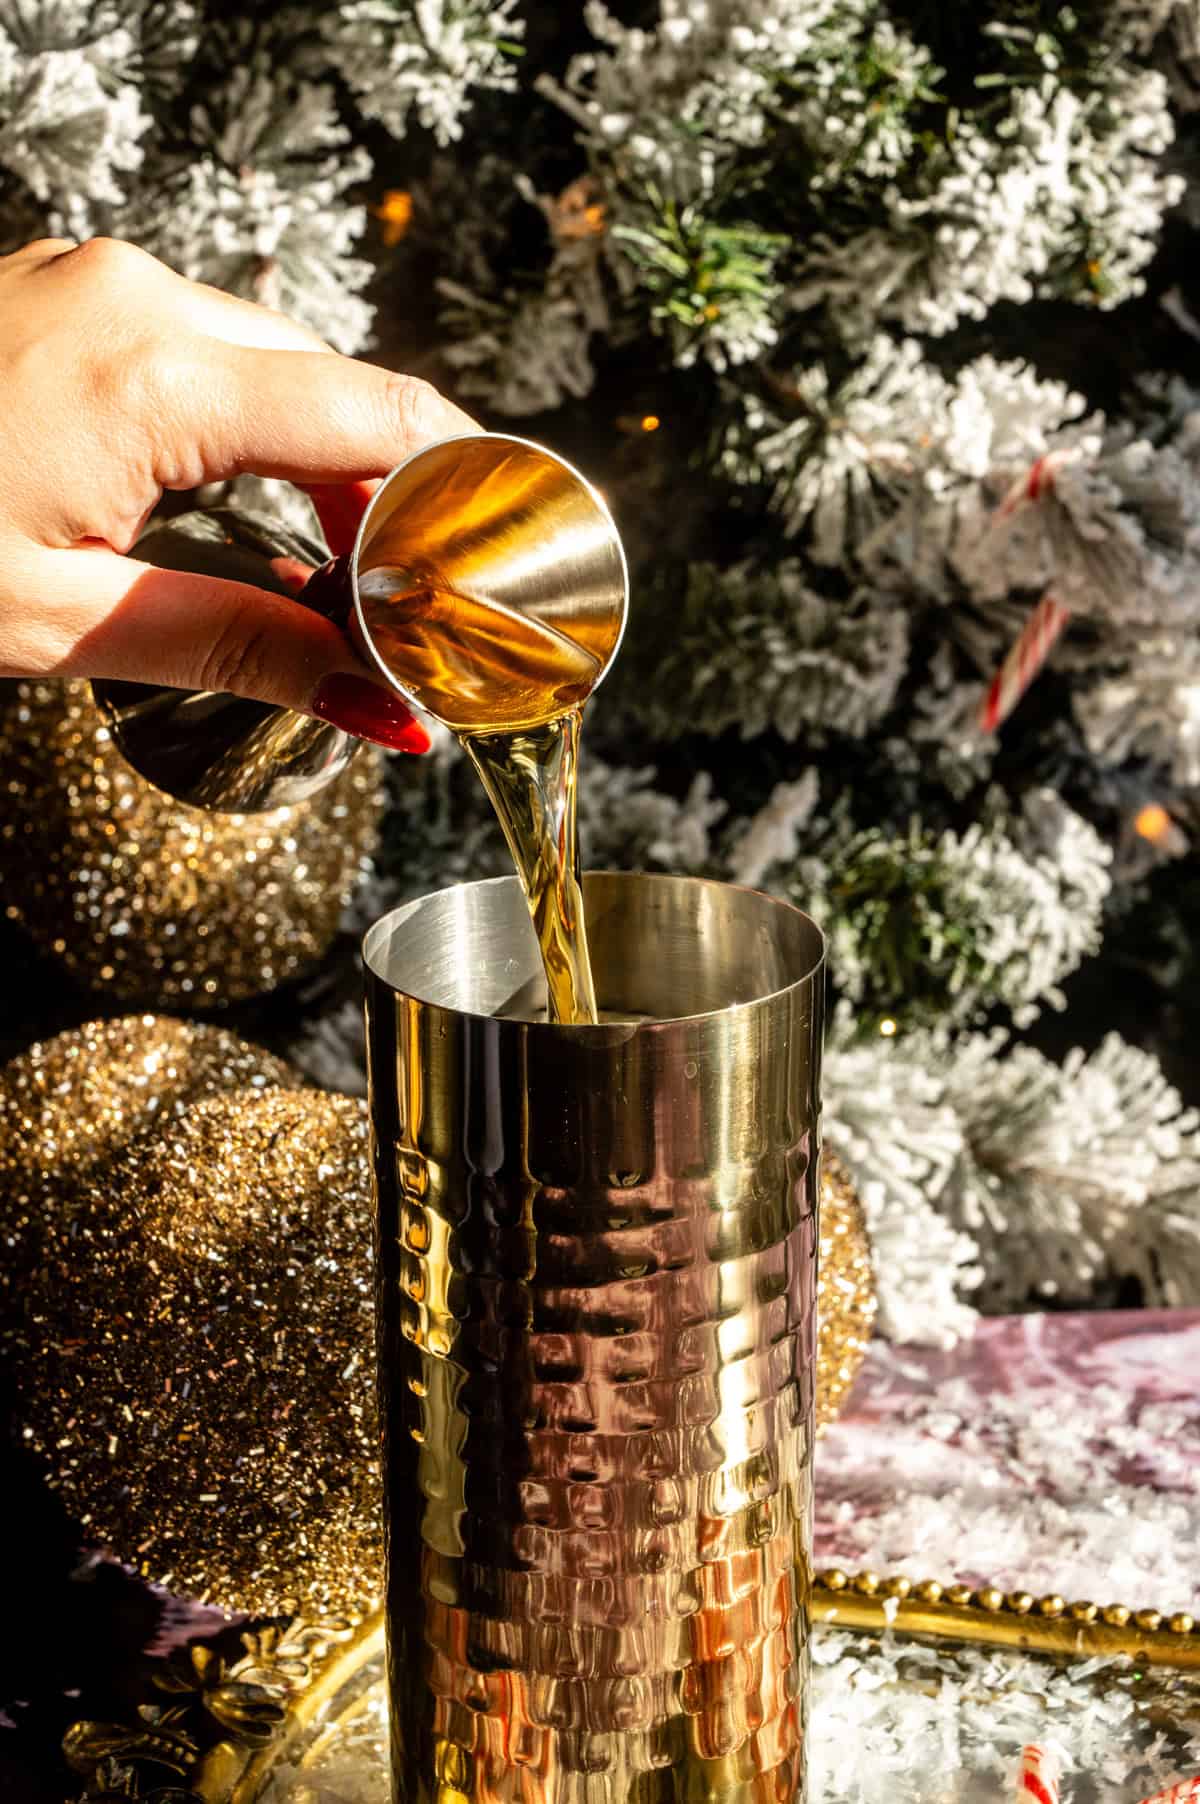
[351,432,629,737]
[92,434,628,812]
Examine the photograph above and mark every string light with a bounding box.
[1134,803,1171,844]
[879,1018,898,1037]
[641,414,661,432]
[548,176,606,241]
[1129,801,1188,861]
[372,190,413,247]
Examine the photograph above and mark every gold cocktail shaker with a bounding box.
[364,872,825,1804]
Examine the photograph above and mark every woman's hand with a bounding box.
[0,237,479,750]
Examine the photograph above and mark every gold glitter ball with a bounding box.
[0,679,385,1007]
[0,1014,294,1185]
[3,1082,380,1618]
[0,1025,873,1617]
[816,1150,877,1429]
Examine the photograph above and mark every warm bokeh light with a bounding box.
[641,414,661,432]
[879,1017,898,1037]
[373,190,413,247]
[1134,803,1172,844]
[551,176,607,240]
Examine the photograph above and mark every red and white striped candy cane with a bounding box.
[976,445,1078,733]
[1135,1778,1200,1804]
[977,592,1071,733]
[992,447,1079,523]
[1015,1743,1062,1804]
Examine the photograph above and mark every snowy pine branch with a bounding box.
[633,559,909,744]
[322,0,524,146]
[795,790,1110,1032]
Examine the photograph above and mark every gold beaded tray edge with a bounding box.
[814,1568,1200,1666]
[65,1572,1200,1803]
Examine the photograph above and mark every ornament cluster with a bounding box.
[0,1018,875,1616]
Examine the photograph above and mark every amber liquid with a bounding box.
[464,711,597,1026]
[358,569,601,1024]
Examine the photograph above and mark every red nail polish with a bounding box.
[269,554,315,596]
[311,675,431,753]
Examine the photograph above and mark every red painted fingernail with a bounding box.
[311,674,431,753]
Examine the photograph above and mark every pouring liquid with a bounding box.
[357,568,602,1025]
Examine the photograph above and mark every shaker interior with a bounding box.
[362,871,823,1025]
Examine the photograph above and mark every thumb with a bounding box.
[23,544,430,752]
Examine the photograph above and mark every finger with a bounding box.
[147,286,376,553]
[36,239,328,354]
[163,294,380,551]
[6,236,78,268]
[18,544,431,752]
[177,279,335,354]
[179,345,479,487]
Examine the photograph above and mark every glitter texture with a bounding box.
[2,1075,381,1618]
[0,1023,872,1624]
[0,1014,295,1183]
[817,1151,877,1429]
[0,679,385,1006]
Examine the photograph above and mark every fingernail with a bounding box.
[311,674,431,753]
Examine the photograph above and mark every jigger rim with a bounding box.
[348,431,631,722]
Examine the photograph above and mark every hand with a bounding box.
[0,238,480,751]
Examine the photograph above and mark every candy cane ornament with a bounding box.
[1135,1779,1200,1804]
[977,592,1072,733]
[992,447,1080,523]
[1015,1743,1063,1804]
[976,446,1079,733]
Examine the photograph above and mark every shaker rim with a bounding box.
[362,869,825,1032]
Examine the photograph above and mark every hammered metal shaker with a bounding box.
[364,871,824,1804]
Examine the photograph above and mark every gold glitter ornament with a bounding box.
[0,1026,872,1615]
[0,679,385,1007]
[5,1086,381,1619]
[0,1014,295,1187]
[816,1150,877,1428]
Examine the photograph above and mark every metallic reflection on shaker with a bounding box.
[364,873,824,1804]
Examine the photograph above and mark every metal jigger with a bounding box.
[93,433,629,813]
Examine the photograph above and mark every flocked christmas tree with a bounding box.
[5,0,1200,1343]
